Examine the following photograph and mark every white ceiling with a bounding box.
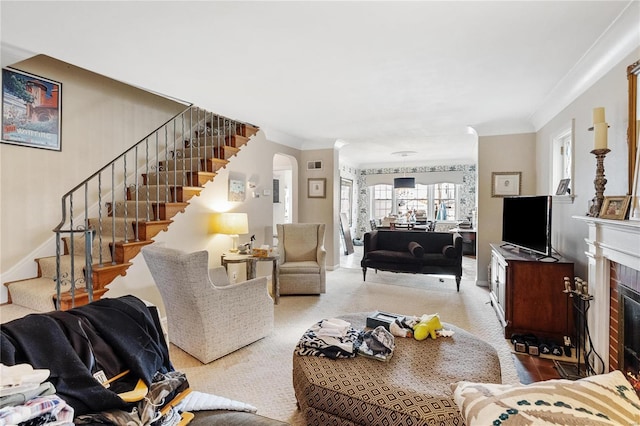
[1,1,639,168]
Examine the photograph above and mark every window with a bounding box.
[551,121,574,197]
[371,184,393,220]
[340,178,353,225]
[433,183,456,220]
[396,184,430,220]
[370,182,458,221]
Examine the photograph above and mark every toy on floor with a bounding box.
[413,314,443,341]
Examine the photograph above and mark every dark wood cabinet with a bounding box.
[490,244,575,343]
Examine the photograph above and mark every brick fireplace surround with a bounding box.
[575,216,640,381]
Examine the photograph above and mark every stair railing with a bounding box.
[53,105,245,309]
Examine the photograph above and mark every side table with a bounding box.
[221,254,280,304]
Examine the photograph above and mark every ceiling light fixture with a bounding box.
[392,151,417,189]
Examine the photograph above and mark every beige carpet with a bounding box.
[170,265,519,425]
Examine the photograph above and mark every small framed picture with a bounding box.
[491,172,521,197]
[599,195,631,220]
[228,178,246,201]
[555,178,571,195]
[308,178,326,198]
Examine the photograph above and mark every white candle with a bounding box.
[593,107,605,124]
[594,122,608,150]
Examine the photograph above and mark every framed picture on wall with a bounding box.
[308,178,326,198]
[1,68,62,151]
[491,172,521,197]
[228,178,246,201]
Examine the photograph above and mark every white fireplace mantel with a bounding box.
[573,216,640,372]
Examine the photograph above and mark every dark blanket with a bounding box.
[0,295,173,415]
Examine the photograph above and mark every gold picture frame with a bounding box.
[599,195,631,220]
[308,178,326,198]
[491,172,521,197]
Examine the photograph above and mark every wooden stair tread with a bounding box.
[142,171,216,186]
[113,240,153,263]
[55,288,109,311]
[133,219,173,240]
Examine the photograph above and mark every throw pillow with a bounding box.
[442,245,456,258]
[407,241,424,258]
[451,370,640,426]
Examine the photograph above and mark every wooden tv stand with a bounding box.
[489,243,575,343]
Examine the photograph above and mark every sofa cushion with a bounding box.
[422,253,458,266]
[367,250,421,265]
[282,224,319,262]
[442,245,457,259]
[279,260,320,274]
[408,241,424,258]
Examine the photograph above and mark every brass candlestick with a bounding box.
[588,148,610,217]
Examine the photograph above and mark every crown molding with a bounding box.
[530,1,640,132]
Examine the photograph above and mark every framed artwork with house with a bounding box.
[1,67,62,151]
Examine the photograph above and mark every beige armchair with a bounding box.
[276,223,326,295]
[142,245,274,364]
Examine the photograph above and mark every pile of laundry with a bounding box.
[295,318,395,361]
[0,363,74,426]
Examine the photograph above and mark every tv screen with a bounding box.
[502,195,552,256]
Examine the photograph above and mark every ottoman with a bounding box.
[292,313,502,425]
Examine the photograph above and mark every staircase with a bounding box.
[4,106,258,311]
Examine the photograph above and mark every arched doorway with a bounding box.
[273,153,295,244]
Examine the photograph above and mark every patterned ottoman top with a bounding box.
[293,313,502,425]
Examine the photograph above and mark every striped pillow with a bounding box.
[451,370,640,425]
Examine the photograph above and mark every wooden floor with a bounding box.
[512,353,562,384]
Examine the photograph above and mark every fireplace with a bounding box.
[575,216,640,380]
[618,280,640,394]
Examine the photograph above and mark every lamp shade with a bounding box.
[394,177,415,189]
[211,212,249,235]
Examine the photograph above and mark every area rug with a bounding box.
[170,266,519,425]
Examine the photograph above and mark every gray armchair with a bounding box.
[276,223,326,295]
[142,245,274,364]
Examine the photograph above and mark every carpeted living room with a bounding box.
[2,1,640,425]
[167,252,519,424]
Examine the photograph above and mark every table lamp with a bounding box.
[211,212,249,252]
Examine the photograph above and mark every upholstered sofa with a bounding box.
[361,230,463,291]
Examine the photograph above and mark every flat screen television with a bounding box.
[502,195,552,257]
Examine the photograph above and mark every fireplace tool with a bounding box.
[556,277,603,380]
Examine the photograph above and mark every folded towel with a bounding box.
[317,318,351,337]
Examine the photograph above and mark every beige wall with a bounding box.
[535,50,639,279]
[0,55,186,301]
[298,148,339,269]
[477,133,537,285]
[476,50,639,285]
